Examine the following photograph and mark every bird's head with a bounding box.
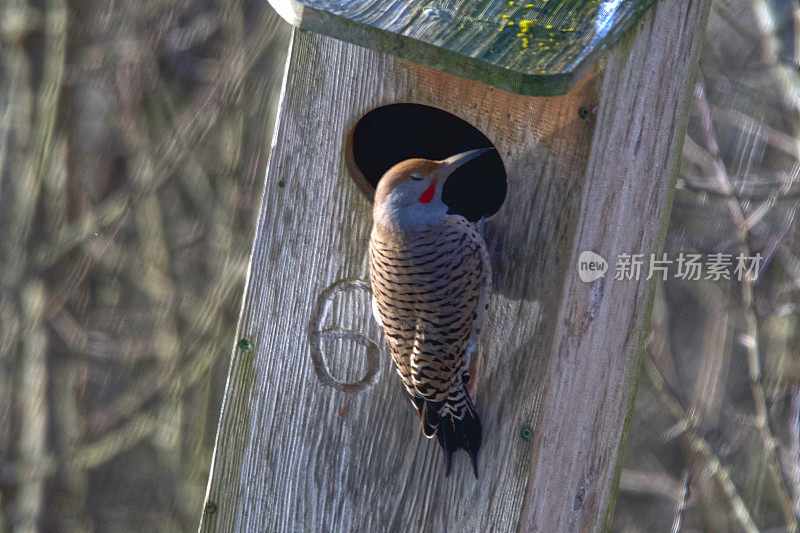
[373,147,494,231]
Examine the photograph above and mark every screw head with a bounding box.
[204,501,217,515]
[578,106,589,119]
[520,427,533,440]
[238,338,252,352]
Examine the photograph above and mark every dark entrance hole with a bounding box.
[346,104,507,222]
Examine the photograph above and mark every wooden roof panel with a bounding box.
[268,0,654,95]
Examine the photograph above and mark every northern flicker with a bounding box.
[368,148,493,478]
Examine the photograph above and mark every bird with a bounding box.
[368,147,494,478]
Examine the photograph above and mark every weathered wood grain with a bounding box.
[519,0,711,530]
[200,29,599,532]
[200,0,708,529]
[268,0,654,96]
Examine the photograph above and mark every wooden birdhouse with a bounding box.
[201,0,711,530]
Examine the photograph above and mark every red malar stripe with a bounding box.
[418,178,438,204]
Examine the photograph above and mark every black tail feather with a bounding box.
[433,396,482,479]
[409,391,482,477]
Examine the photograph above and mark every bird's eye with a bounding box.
[410,173,424,181]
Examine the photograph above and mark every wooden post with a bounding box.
[200,1,710,530]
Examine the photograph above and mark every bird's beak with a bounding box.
[438,147,495,185]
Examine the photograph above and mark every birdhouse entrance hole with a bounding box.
[346,104,507,222]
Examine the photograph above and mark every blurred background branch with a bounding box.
[0,0,288,529]
[615,0,800,531]
[1,0,799,530]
